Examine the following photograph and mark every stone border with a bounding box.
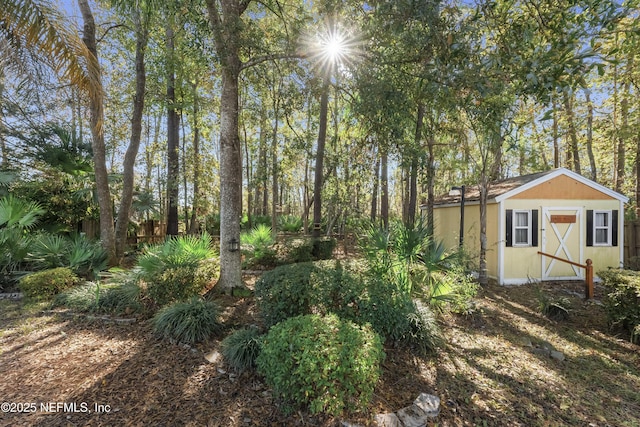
[375,393,440,427]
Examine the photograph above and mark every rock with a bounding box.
[531,347,551,357]
[397,404,429,427]
[550,350,565,361]
[204,350,222,364]
[519,337,533,348]
[414,393,440,418]
[114,318,137,324]
[375,413,402,427]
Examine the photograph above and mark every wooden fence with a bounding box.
[624,220,640,268]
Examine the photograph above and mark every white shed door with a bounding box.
[541,207,583,280]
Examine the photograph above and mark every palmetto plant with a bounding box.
[360,219,455,298]
[137,232,216,278]
[0,195,44,287]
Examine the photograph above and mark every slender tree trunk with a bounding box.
[165,22,180,236]
[583,89,597,182]
[380,148,389,229]
[425,132,435,236]
[312,75,330,238]
[78,0,116,265]
[0,71,7,167]
[562,88,581,174]
[408,104,424,226]
[617,54,633,192]
[271,93,279,234]
[258,109,268,216]
[552,95,559,168]
[189,80,202,234]
[635,112,640,218]
[205,0,244,292]
[370,149,379,222]
[115,8,147,261]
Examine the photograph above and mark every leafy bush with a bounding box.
[536,289,570,321]
[255,260,366,328]
[257,314,384,416]
[137,234,218,307]
[19,267,79,299]
[279,215,302,233]
[241,224,277,268]
[221,326,264,372]
[241,223,275,248]
[145,262,218,308]
[152,297,222,344]
[312,237,336,260]
[363,279,443,356]
[278,237,314,264]
[598,270,640,342]
[53,281,142,314]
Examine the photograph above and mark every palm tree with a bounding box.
[0,0,115,264]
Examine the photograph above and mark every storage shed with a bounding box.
[426,168,629,285]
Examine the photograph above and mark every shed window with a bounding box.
[594,211,612,245]
[586,209,618,247]
[513,210,531,246]
[506,209,538,247]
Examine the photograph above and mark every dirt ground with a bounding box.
[1,280,639,427]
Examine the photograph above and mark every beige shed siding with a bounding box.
[502,198,622,280]
[510,175,611,200]
[433,202,500,279]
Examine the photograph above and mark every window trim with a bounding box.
[512,210,532,247]
[593,210,612,246]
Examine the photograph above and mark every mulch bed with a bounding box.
[1,280,638,427]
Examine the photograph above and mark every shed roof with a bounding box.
[429,168,629,206]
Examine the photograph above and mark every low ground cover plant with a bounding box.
[54,280,142,315]
[220,326,264,372]
[257,314,384,416]
[152,297,222,344]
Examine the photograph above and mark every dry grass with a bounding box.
[0,280,638,426]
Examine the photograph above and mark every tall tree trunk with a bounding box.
[617,54,633,192]
[380,148,389,229]
[78,0,116,265]
[271,93,279,234]
[370,150,379,222]
[425,132,435,236]
[165,23,180,236]
[205,0,244,292]
[312,75,329,238]
[0,71,7,167]
[583,89,597,182]
[552,95,559,168]
[115,8,147,261]
[189,80,202,234]
[562,88,581,174]
[635,112,640,218]
[408,104,424,226]
[258,109,268,216]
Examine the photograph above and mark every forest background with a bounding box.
[1,0,639,291]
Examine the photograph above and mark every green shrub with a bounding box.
[19,267,79,298]
[145,262,218,307]
[53,282,99,311]
[312,237,336,260]
[254,260,366,328]
[598,269,640,342]
[241,224,275,248]
[279,215,303,233]
[363,280,443,356]
[152,297,222,344]
[54,281,142,314]
[221,326,263,372]
[257,314,384,416]
[137,234,218,307]
[278,237,314,264]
